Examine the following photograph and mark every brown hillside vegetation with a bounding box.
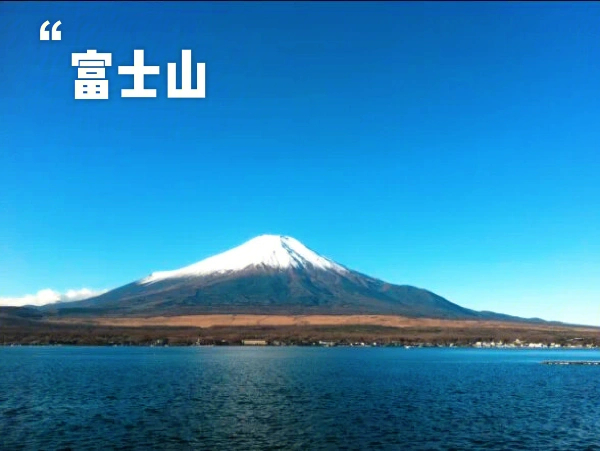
[48,314,598,331]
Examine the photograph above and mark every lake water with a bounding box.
[2,347,600,450]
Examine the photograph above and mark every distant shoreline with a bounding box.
[2,343,600,349]
[2,314,599,347]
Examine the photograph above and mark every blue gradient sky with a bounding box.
[1,2,599,324]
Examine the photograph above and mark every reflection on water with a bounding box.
[2,347,600,450]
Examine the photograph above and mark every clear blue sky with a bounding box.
[1,2,599,325]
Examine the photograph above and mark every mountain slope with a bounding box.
[47,235,519,320]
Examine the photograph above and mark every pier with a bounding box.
[541,361,600,366]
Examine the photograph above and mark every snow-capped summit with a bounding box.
[140,235,348,285]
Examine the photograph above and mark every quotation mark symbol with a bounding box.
[40,20,62,41]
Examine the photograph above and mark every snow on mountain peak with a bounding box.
[140,235,348,284]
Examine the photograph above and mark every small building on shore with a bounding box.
[242,339,268,346]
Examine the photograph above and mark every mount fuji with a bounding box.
[48,235,520,320]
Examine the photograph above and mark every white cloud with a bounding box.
[0,288,108,307]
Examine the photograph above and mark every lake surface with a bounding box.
[2,347,600,450]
